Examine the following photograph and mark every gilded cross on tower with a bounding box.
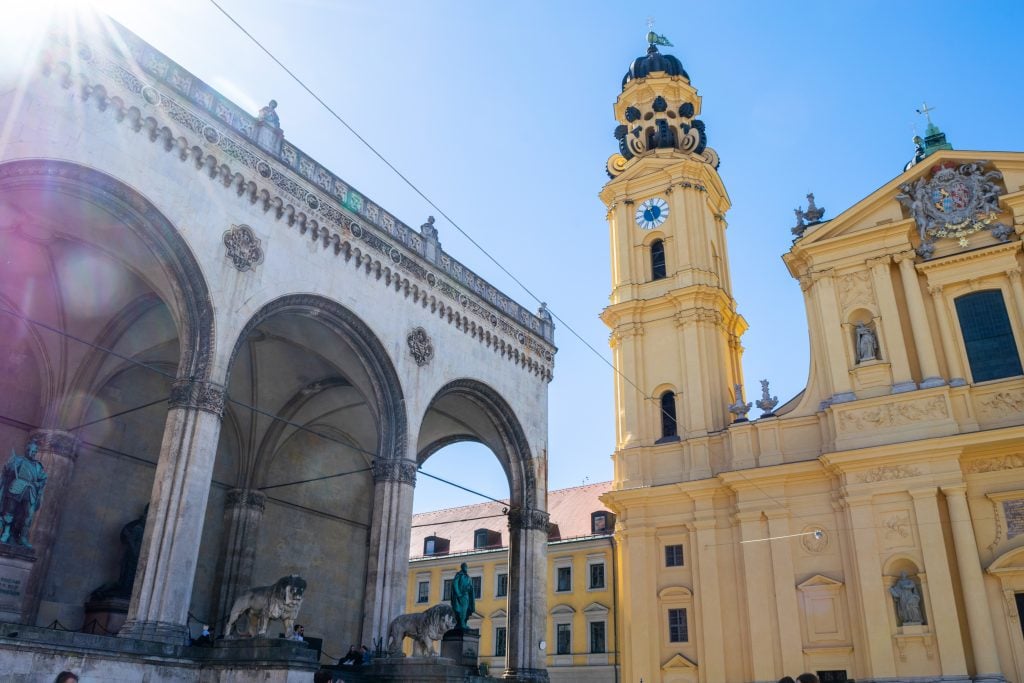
[916,101,936,125]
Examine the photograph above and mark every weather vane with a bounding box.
[646,18,673,47]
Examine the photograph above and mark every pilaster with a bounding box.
[928,284,967,386]
[814,273,855,402]
[211,488,267,631]
[504,506,550,683]
[121,378,225,644]
[766,510,803,676]
[942,484,1006,682]
[691,500,725,682]
[896,251,944,387]
[1007,267,1024,330]
[907,487,968,676]
[23,429,79,623]
[867,256,915,392]
[737,511,777,682]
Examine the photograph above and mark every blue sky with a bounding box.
[12,0,1024,513]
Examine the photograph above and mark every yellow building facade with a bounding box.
[600,38,1024,683]
[405,483,619,681]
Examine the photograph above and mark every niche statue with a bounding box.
[0,438,47,547]
[90,505,148,600]
[890,571,923,625]
[855,322,879,363]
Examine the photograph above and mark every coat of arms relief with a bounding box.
[896,161,1012,258]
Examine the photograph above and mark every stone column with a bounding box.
[896,252,944,387]
[813,274,856,402]
[211,488,266,631]
[361,458,417,648]
[23,429,79,623]
[867,256,915,392]
[907,487,968,676]
[766,511,803,676]
[119,378,224,644]
[942,485,1005,682]
[505,506,549,683]
[843,495,897,679]
[737,512,777,682]
[1006,268,1024,332]
[928,285,967,386]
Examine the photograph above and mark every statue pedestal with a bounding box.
[0,544,36,622]
[83,596,130,635]
[441,628,480,668]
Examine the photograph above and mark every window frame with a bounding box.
[658,390,679,441]
[667,607,689,643]
[665,543,684,567]
[494,625,507,657]
[954,289,1023,383]
[416,579,430,604]
[651,238,667,281]
[556,622,572,655]
[588,560,606,591]
[556,565,572,593]
[495,570,509,598]
[589,620,606,654]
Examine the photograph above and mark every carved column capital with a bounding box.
[28,429,79,460]
[224,488,267,512]
[1007,267,1022,282]
[927,284,944,297]
[507,506,550,531]
[894,250,919,265]
[866,254,892,269]
[168,378,225,417]
[372,459,417,486]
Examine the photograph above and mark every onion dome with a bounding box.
[622,44,689,89]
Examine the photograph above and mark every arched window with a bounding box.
[658,390,678,442]
[955,290,1023,382]
[651,239,667,281]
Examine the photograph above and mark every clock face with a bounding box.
[635,197,669,230]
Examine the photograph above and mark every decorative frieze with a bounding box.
[836,396,948,433]
[41,33,555,382]
[372,459,417,486]
[857,465,922,484]
[168,379,225,417]
[965,454,1024,474]
[507,507,550,531]
[838,270,874,311]
[979,391,1024,419]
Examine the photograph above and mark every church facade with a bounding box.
[601,38,1024,683]
[0,15,554,680]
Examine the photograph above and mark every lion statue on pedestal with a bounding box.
[386,603,457,656]
[226,574,307,638]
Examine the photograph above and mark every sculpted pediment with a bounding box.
[662,653,698,670]
[797,573,843,590]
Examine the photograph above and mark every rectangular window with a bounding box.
[592,513,607,533]
[442,579,453,601]
[590,621,606,654]
[424,538,435,555]
[416,580,429,603]
[589,562,605,589]
[496,572,508,598]
[471,575,482,600]
[474,529,488,548]
[495,626,507,657]
[665,544,684,567]
[668,608,688,642]
[956,290,1023,382]
[556,566,572,592]
[556,623,571,655]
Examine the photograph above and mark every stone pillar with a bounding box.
[691,511,726,682]
[362,458,416,648]
[942,485,1005,682]
[907,487,968,676]
[813,274,856,402]
[505,506,549,683]
[896,252,944,387]
[119,378,224,644]
[737,512,777,682]
[23,429,79,623]
[928,285,967,386]
[766,511,803,676]
[867,256,915,392]
[1007,268,1024,328]
[211,488,266,631]
[843,495,897,679]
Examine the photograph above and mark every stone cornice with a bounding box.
[42,26,555,382]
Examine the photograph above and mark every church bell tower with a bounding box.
[600,34,746,482]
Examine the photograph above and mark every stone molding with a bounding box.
[168,379,225,417]
[372,459,417,486]
[966,454,1024,474]
[40,36,555,382]
[28,429,79,460]
[224,488,267,512]
[507,507,550,531]
[857,464,922,484]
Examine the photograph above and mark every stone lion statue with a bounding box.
[387,603,457,656]
[226,574,307,638]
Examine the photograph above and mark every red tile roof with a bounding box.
[409,481,613,559]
